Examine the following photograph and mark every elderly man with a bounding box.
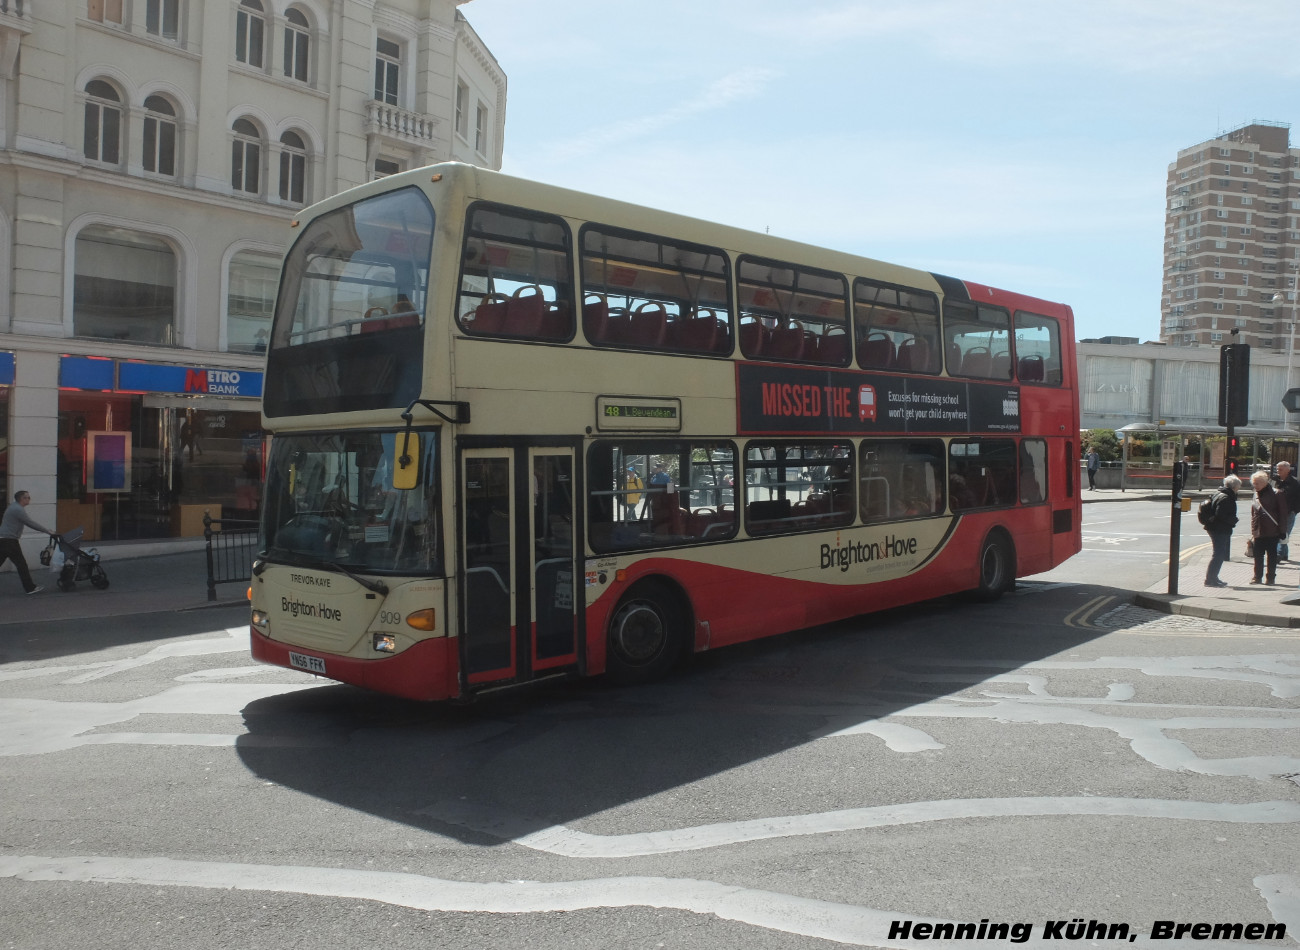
[1273,461,1300,561]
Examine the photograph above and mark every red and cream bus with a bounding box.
[249,163,1080,701]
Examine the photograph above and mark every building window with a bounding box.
[231,118,261,195]
[455,80,468,138]
[283,8,309,82]
[374,37,400,105]
[83,80,122,165]
[373,158,401,179]
[278,131,306,204]
[235,0,265,67]
[475,102,488,153]
[142,95,177,177]
[74,225,177,345]
[88,0,124,24]
[227,249,279,353]
[146,0,179,40]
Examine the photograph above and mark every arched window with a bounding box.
[231,118,261,195]
[83,80,122,165]
[227,248,280,353]
[283,8,310,83]
[278,130,306,204]
[74,225,177,344]
[235,0,265,67]
[142,95,177,177]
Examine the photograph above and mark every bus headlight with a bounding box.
[405,608,436,631]
[373,633,397,653]
[251,609,269,632]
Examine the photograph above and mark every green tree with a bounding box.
[1082,429,1120,462]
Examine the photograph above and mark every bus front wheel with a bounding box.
[974,531,1014,601]
[606,582,683,685]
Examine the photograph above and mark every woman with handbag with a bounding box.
[1249,469,1288,584]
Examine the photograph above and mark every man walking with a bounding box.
[1086,446,1100,491]
[1272,461,1300,561]
[1201,474,1240,587]
[0,490,53,594]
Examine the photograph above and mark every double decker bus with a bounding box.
[250,163,1080,701]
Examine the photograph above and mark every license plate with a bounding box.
[288,651,327,675]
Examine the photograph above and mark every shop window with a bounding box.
[73,224,177,345]
[227,248,279,353]
[588,441,737,551]
[859,440,945,523]
[744,442,854,535]
[580,225,731,354]
[458,203,574,341]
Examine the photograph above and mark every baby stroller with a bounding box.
[40,528,110,592]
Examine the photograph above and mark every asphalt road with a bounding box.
[1,541,1297,948]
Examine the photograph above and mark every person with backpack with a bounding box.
[1200,474,1241,587]
[1249,469,1288,585]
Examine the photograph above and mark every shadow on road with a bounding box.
[236,585,1116,847]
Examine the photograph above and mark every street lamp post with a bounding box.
[1274,291,1296,402]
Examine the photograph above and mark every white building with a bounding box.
[0,0,504,542]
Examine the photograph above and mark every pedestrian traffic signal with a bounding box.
[1227,437,1240,475]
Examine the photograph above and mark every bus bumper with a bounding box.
[250,629,458,702]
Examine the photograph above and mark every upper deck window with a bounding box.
[581,226,732,355]
[943,301,1012,380]
[1014,311,1063,385]
[737,257,848,366]
[264,186,433,417]
[853,279,941,374]
[457,203,573,341]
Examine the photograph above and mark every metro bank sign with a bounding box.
[60,357,263,398]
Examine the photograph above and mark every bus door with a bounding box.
[459,446,579,688]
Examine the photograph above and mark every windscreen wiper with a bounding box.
[324,561,389,596]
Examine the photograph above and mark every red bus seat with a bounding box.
[629,303,668,347]
[471,294,509,334]
[1018,355,1044,381]
[739,319,767,357]
[767,324,805,361]
[857,333,895,369]
[504,285,546,335]
[990,351,1011,379]
[816,330,850,365]
[896,336,933,372]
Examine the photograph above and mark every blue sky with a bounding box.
[463,0,1300,343]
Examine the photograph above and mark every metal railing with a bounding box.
[204,510,259,602]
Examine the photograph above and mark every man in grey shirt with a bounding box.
[1,490,53,594]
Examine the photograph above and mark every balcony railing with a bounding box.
[0,1,25,15]
[366,101,439,145]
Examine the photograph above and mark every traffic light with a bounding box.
[1227,437,1239,476]
[1218,343,1250,427]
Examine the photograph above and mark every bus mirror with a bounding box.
[393,434,419,490]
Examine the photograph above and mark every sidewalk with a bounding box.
[1082,487,1300,627]
[0,541,248,626]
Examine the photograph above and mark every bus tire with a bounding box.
[606,581,684,685]
[973,530,1015,602]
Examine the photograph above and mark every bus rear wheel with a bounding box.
[606,582,683,685]
[974,532,1014,601]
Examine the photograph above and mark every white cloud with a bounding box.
[532,67,781,163]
